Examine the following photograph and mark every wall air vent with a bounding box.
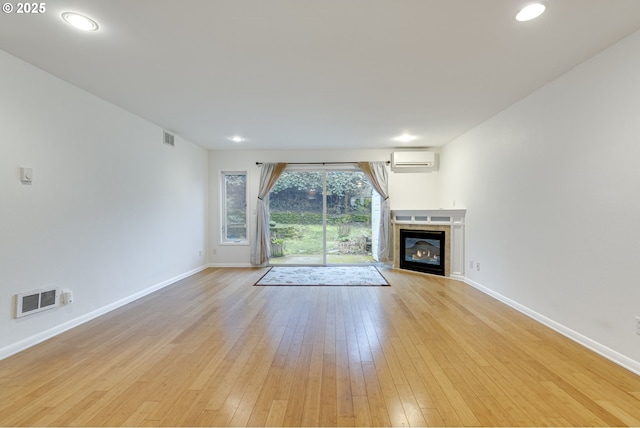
[163,130,175,147]
[15,287,59,318]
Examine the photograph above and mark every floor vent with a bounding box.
[163,130,175,147]
[15,287,59,318]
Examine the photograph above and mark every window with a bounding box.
[221,171,248,244]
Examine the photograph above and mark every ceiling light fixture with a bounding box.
[515,2,547,22]
[229,136,245,143]
[393,133,418,143]
[61,12,99,31]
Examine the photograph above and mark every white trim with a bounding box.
[208,262,254,268]
[0,265,207,361]
[464,277,640,377]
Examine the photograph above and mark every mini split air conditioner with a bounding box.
[391,151,436,170]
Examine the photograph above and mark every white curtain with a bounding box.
[250,162,287,265]
[358,161,390,263]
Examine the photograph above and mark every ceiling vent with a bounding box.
[163,130,175,147]
[15,287,59,318]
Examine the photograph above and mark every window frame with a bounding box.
[220,170,249,245]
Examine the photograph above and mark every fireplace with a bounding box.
[392,209,465,279]
[399,229,445,276]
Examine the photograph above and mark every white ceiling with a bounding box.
[2,1,640,151]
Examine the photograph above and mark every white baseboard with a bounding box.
[0,265,208,361]
[207,262,255,268]
[464,277,640,377]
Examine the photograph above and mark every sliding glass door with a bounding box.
[269,170,324,264]
[268,168,374,265]
[325,171,374,264]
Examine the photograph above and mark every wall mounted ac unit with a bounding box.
[391,151,436,169]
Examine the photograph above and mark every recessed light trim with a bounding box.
[516,2,547,22]
[62,12,99,31]
[229,136,245,143]
[393,133,418,143]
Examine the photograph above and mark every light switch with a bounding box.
[20,167,33,183]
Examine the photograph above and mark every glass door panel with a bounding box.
[326,171,374,264]
[269,170,324,264]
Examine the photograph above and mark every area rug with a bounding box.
[254,266,390,286]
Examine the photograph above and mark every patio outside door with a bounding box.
[268,168,374,265]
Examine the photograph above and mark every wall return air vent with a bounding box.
[163,130,175,147]
[15,287,59,318]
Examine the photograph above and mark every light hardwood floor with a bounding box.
[1,267,640,427]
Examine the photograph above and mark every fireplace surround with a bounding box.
[392,209,466,279]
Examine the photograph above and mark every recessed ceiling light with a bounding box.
[229,136,245,143]
[516,3,547,22]
[393,134,418,143]
[61,12,99,31]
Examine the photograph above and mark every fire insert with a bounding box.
[399,229,445,276]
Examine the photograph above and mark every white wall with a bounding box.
[0,50,209,358]
[439,30,640,372]
[208,149,441,265]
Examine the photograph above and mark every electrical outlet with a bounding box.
[476,262,480,271]
[213,249,217,255]
[199,250,202,257]
[636,317,640,335]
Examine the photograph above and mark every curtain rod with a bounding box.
[255,161,390,166]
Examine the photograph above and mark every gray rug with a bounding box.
[255,266,389,286]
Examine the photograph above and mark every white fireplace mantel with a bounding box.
[391,209,466,280]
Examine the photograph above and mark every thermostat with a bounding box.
[20,167,33,183]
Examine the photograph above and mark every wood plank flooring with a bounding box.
[2,267,640,426]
